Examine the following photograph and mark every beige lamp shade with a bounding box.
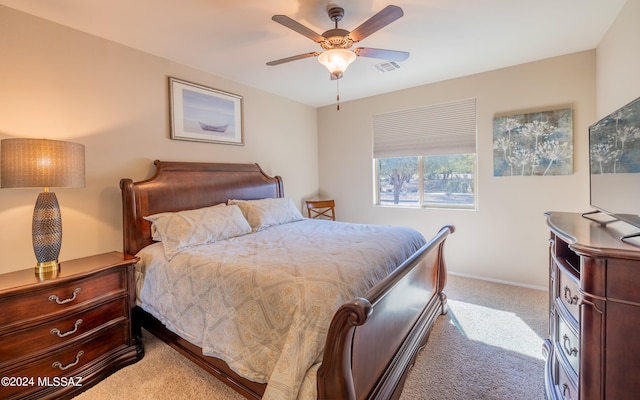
[1,138,85,276]
[1,138,85,189]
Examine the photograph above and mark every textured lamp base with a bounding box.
[32,191,62,276]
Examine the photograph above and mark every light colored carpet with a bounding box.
[399,275,547,400]
[74,275,547,399]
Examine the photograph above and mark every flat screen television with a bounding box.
[587,96,640,241]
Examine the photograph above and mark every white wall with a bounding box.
[317,51,597,289]
[0,6,319,273]
[596,0,640,116]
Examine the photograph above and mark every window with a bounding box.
[373,98,477,209]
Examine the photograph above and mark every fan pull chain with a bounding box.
[336,79,340,111]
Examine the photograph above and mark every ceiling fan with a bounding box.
[266,5,409,80]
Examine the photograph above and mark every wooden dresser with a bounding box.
[544,212,640,400]
[0,252,143,400]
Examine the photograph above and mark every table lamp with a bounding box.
[1,138,85,275]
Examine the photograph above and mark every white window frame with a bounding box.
[372,98,478,210]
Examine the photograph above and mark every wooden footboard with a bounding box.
[318,225,454,400]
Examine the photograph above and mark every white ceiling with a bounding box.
[0,0,627,108]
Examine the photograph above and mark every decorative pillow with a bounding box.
[144,204,251,259]
[228,198,303,231]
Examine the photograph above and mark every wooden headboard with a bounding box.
[120,160,284,255]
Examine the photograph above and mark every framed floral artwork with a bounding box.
[493,108,573,176]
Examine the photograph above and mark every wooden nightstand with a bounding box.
[0,252,144,400]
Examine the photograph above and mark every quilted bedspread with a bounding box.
[136,219,426,399]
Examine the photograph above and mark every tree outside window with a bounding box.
[378,157,419,205]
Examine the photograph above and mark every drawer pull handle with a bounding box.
[49,288,81,304]
[52,350,84,371]
[562,383,573,400]
[51,319,83,338]
[563,286,579,305]
[562,334,578,357]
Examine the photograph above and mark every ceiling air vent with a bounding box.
[373,61,401,73]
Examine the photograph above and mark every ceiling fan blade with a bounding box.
[266,52,321,66]
[272,15,325,43]
[348,5,404,42]
[355,47,409,61]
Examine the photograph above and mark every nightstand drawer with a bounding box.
[1,320,127,400]
[0,268,126,328]
[0,296,128,366]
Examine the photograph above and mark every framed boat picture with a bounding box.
[169,77,244,145]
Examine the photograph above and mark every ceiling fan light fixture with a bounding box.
[318,49,356,78]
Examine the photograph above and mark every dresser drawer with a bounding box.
[556,358,578,400]
[0,268,126,328]
[0,296,128,367]
[557,316,579,375]
[0,321,127,400]
[557,265,580,322]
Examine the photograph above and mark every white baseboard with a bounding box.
[448,271,548,292]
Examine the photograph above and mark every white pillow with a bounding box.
[144,204,251,259]
[228,198,303,231]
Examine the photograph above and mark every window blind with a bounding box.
[372,98,477,158]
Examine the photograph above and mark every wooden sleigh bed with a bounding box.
[120,160,454,400]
